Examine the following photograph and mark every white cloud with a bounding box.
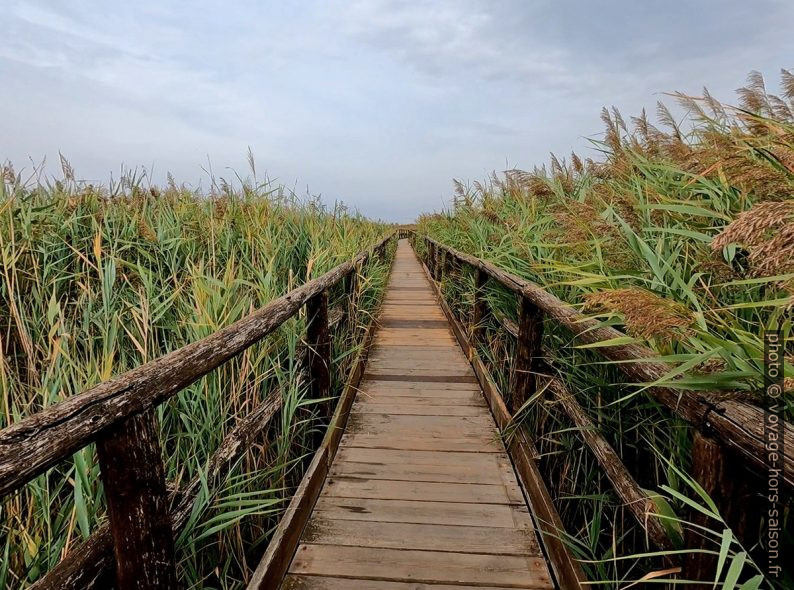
[2,0,792,222]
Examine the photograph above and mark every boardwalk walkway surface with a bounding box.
[280,240,554,589]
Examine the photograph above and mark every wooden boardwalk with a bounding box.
[281,240,554,589]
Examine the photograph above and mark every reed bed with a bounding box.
[419,70,793,588]
[0,170,388,588]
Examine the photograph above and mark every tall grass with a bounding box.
[0,166,388,588]
[419,70,793,587]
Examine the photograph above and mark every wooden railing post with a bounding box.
[306,289,331,403]
[346,265,360,334]
[96,409,177,590]
[512,295,544,411]
[375,240,387,262]
[439,248,446,281]
[472,267,487,346]
[428,242,436,277]
[684,431,756,583]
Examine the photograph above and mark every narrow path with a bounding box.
[281,239,554,589]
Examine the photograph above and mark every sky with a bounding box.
[2,1,792,222]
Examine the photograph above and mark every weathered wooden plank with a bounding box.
[288,545,553,588]
[350,402,487,416]
[301,517,541,555]
[335,447,507,468]
[365,359,470,370]
[330,458,514,484]
[359,379,478,391]
[283,576,523,590]
[323,478,523,504]
[366,355,467,364]
[345,413,497,437]
[341,433,503,453]
[313,497,534,528]
[354,393,486,406]
[361,373,477,383]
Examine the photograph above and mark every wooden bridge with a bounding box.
[251,239,555,589]
[1,230,791,589]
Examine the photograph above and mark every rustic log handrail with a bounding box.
[1,231,397,590]
[418,233,793,489]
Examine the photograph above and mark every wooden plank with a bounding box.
[365,353,469,364]
[283,575,524,590]
[341,434,503,453]
[361,376,480,395]
[355,386,481,398]
[362,373,477,383]
[335,447,507,468]
[313,497,534,528]
[354,394,486,406]
[301,517,541,555]
[345,413,497,437]
[330,459,514,485]
[323,478,523,504]
[365,360,470,370]
[351,402,486,416]
[288,545,553,588]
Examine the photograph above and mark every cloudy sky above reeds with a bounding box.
[2,0,792,221]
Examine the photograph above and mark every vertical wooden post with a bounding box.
[512,295,544,412]
[306,290,331,403]
[472,267,487,346]
[97,409,177,590]
[684,431,755,583]
[350,263,360,330]
[436,248,446,282]
[443,249,453,278]
[428,242,436,276]
[375,240,387,262]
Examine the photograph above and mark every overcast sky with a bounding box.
[2,1,792,222]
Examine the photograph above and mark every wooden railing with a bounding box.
[0,232,397,590]
[413,232,792,581]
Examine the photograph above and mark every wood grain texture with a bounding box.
[96,409,177,590]
[512,296,543,412]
